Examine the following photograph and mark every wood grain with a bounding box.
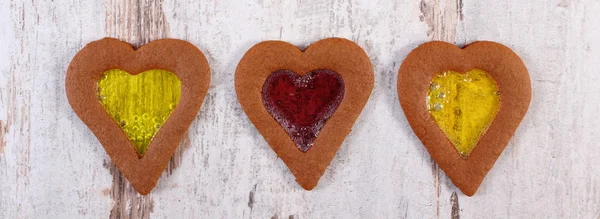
[1,0,600,218]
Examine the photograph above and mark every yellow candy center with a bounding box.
[427,69,500,158]
[98,69,181,157]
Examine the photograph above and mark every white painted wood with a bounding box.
[1,0,599,218]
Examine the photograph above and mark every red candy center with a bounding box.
[261,69,345,152]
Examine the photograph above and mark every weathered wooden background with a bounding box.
[1,0,599,218]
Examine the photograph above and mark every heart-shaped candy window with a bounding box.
[261,69,345,152]
[427,69,500,158]
[97,69,181,157]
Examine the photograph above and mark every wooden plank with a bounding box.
[0,0,109,218]
[104,0,180,218]
[420,1,463,218]
[456,0,600,218]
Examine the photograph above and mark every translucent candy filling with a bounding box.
[427,69,500,158]
[261,69,345,152]
[98,69,181,157]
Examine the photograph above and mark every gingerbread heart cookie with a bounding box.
[398,41,531,196]
[236,38,373,190]
[66,38,210,195]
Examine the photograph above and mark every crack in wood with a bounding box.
[248,184,257,209]
[166,133,191,176]
[456,0,463,21]
[451,191,460,219]
[432,160,440,219]
[0,120,7,153]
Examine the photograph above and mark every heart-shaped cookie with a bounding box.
[236,38,373,190]
[66,38,210,195]
[398,41,531,196]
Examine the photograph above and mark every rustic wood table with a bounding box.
[1,0,598,218]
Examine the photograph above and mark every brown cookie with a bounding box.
[66,38,210,195]
[236,38,374,190]
[398,41,531,196]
